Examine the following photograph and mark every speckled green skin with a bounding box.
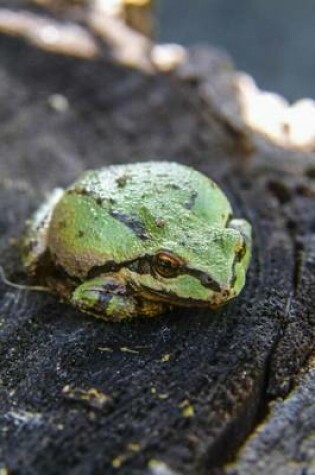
[23,162,252,321]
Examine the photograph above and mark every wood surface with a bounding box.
[0,24,315,475]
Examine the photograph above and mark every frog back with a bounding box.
[47,162,232,278]
[72,161,232,226]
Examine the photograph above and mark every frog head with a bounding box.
[127,218,252,308]
[71,216,251,319]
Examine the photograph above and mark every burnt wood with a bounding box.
[0,32,315,475]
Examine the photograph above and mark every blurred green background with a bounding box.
[158,0,315,101]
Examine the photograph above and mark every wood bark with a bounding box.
[0,30,315,475]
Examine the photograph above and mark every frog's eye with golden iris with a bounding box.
[153,252,183,278]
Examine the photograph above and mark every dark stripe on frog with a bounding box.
[109,210,150,241]
[185,267,221,292]
[87,258,140,280]
[230,238,248,287]
[230,257,240,289]
[87,255,222,293]
[68,188,149,240]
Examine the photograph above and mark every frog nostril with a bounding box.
[200,274,221,292]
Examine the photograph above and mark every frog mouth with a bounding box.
[137,285,226,308]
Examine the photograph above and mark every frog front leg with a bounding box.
[228,218,252,269]
[71,275,166,321]
[228,218,251,242]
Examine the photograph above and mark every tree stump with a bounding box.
[0,29,315,475]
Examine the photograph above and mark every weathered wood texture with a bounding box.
[0,34,315,475]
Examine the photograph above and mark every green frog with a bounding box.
[23,162,252,320]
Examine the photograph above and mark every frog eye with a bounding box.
[153,252,183,278]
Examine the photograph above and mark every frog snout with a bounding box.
[208,285,234,307]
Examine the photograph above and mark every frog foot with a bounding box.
[71,275,166,321]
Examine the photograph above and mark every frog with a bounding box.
[22,161,252,321]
